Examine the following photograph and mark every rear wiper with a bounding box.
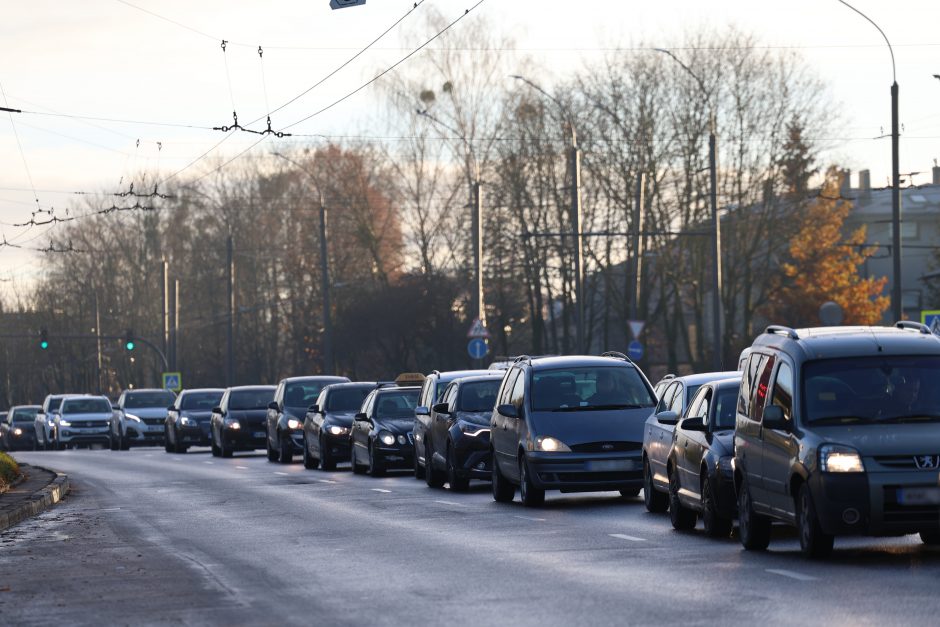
[810,415,874,425]
[878,414,940,423]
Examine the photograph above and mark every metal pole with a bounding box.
[891,81,902,321]
[571,131,584,354]
[319,197,334,375]
[226,235,235,386]
[473,182,484,326]
[709,122,723,371]
[630,173,645,322]
[171,279,179,371]
[95,291,103,395]
[161,259,169,361]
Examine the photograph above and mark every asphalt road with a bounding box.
[3,447,940,626]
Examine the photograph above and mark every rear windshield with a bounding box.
[284,382,329,408]
[327,387,372,412]
[125,391,175,409]
[458,380,501,412]
[229,389,274,410]
[62,398,112,414]
[532,366,655,412]
[12,408,39,422]
[375,390,419,419]
[180,391,223,410]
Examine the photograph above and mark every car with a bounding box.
[651,374,675,400]
[413,369,490,479]
[423,373,503,491]
[209,386,276,458]
[350,385,420,476]
[734,322,940,557]
[665,376,742,536]
[111,388,177,450]
[53,395,113,450]
[489,353,657,506]
[642,370,739,513]
[165,388,225,453]
[302,382,377,470]
[265,376,350,464]
[34,394,67,450]
[1,405,40,451]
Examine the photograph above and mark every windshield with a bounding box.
[124,391,175,409]
[284,382,328,408]
[62,398,112,414]
[713,388,739,430]
[180,391,223,411]
[532,366,655,412]
[12,408,39,422]
[803,356,940,424]
[47,397,63,412]
[229,388,274,410]
[375,390,419,419]
[458,380,501,412]
[326,387,372,412]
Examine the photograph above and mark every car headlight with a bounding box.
[535,436,571,452]
[287,418,302,430]
[58,419,72,427]
[458,422,490,437]
[13,427,23,436]
[223,418,241,430]
[379,431,396,446]
[820,444,864,473]
[718,456,734,475]
[179,416,196,427]
[125,414,142,423]
[328,425,349,436]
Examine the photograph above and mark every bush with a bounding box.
[0,451,20,493]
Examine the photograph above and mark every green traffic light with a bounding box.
[40,340,49,350]
[125,341,135,351]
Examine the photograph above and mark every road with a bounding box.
[3,447,940,626]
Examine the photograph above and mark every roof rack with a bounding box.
[895,320,931,334]
[601,350,635,364]
[765,325,800,340]
[660,373,676,381]
[512,355,533,364]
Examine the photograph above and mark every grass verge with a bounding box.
[0,451,21,493]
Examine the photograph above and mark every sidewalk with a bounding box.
[0,464,70,532]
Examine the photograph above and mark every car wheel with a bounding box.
[110,429,119,451]
[367,443,385,477]
[519,455,545,507]
[412,440,425,479]
[643,457,669,513]
[447,443,469,492]
[119,428,130,450]
[919,531,940,545]
[303,435,319,470]
[278,433,293,464]
[797,483,834,558]
[219,434,233,458]
[164,427,173,453]
[702,476,733,538]
[319,436,335,471]
[350,444,365,475]
[424,440,445,488]
[668,466,697,530]
[210,428,221,457]
[738,476,771,551]
[491,450,515,503]
[173,426,188,454]
[265,433,278,462]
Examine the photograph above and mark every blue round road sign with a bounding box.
[468,338,489,360]
[627,340,644,361]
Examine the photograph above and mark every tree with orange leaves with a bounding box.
[771,168,889,326]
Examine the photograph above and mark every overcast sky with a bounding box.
[1,0,938,287]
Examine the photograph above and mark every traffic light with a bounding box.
[39,328,49,350]
[124,329,135,351]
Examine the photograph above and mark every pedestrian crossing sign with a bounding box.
[921,310,940,337]
[162,372,182,392]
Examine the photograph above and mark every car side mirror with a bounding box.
[355,412,367,420]
[763,405,788,430]
[308,404,319,414]
[656,410,679,425]
[268,401,279,412]
[167,405,176,411]
[680,416,706,432]
[212,406,222,415]
[497,403,519,419]
[432,402,450,415]
[415,405,430,416]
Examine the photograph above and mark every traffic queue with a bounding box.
[6,321,940,558]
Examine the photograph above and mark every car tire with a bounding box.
[119,428,130,450]
[491,451,515,503]
[350,445,365,475]
[219,434,233,458]
[164,427,173,453]
[519,455,545,507]
[266,434,278,462]
[424,440,445,488]
[447,443,469,492]
[303,435,319,470]
[413,441,425,480]
[210,428,221,457]
[367,444,385,477]
[110,430,119,451]
[668,466,697,530]
[54,434,64,451]
[738,476,771,551]
[702,476,733,538]
[919,531,940,545]
[643,457,669,513]
[278,433,293,464]
[319,436,336,471]
[797,483,834,558]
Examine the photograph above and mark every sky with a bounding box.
[1,0,939,290]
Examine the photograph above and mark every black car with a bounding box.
[210,386,276,458]
[165,388,225,453]
[490,353,657,506]
[350,386,420,476]
[413,369,490,479]
[302,382,376,470]
[266,376,350,464]
[424,373,503,491]
[666,376,741,536]
[2,405,40,451]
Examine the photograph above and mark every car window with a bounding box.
[499,369,520,406]
[685,386,709,419]
[228,389,274,410]
[419,378,433,407]
[284,382,327,408]
[47,397,63,412]
[750,355,776,422]
[458,380,500,412]
[62,398,111,414]
[668,383,684,414]
[443,384,458,408]
[510,370,526,410]
[530,366,655,411]
[771,362,794,424]
[655,382,677,414]
[375,390,420,419]
[326,387,372,412]
[12,408,39,422]
[739,353,764,418]
[361,392,375,417]
[713,387,740,429]
[180,391,223,410]
[124,391,176,409]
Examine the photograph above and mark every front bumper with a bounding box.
[321,431,351,459]
[6,428,36,450]
[374,436,415,469]
[221,425,266,451]
[526,450,643,493]
[59,426,110,445]
[177,422,212,446]
[125,421,165,446]
[452,432,493,479]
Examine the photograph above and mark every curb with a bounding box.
[0,466,71,533]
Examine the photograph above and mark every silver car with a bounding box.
[34,394,67,450]
[53,396,112,450]
[110,388,176,450]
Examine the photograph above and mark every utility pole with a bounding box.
[319,195,334,375]
[170,279,179,371]
[226,235,235,386]
[891,81,902,321]
[95,291,103,394]
[161,258,169,363]
[709,115,723,371]
[629,173,645,322]
[472,182,484,326]
[570,127,584,354]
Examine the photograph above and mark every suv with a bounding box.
[266,376,350,464]
[111,388,176,450]
[413,369,489,479]
[489,353,657,506]
[54,396,113,449]
[734,323,940,557]
[35,394,67,450]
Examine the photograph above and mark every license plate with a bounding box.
[586,459,636,472]
[150,425,163,432]
[897,487,940,505]
[253,432,265,438]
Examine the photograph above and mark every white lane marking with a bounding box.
[203,461,214,465]
[371,488,392,493]
[144,454,153,457]
[172,458,181,461]
[319,479,337,484]
[274,472,289,476]
[766,569,818,582]
[609,533,647,542]
[434,500,466,507]
[101,508,122,512]
[235,466,248,470]
[514,515,545,522]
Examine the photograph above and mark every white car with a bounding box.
[110,388,176,450]
[53,395,112,450]
[34,394,67,450]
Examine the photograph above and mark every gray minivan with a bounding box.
[734,322,940,557]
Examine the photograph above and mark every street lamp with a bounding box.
[272,151,334,374]
[837,0,901,322]
[654,49,723,370]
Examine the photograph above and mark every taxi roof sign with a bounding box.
[394,372,426,385]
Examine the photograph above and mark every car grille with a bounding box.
[569,441,641,453]
[874,456,940,470]
[883,485,940,523]
[142,417,164,426]
[69,421,108,428]
[539,471,642,483]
